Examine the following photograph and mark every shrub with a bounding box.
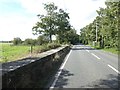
[34,43,61,53]
[13,37,22,45]
[35,44,49,53]
[47,43,61,49]
[24,38,37,45]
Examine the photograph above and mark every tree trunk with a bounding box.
[49,34,52,43]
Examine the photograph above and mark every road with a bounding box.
[49,44,119,89]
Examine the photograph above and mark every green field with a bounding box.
[0,43,43,63]
[0,43,61,63]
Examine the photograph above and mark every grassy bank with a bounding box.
[0,43,61,63]
[87,44,118,55]
[100,47,118,55]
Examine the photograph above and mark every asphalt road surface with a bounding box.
[49,44,119,89]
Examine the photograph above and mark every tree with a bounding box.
[37,35,49,45]
[32,3,58,43]
[79,1,119,49]
[24,38,36,46]
[32,2,71,43]
[58,28,79,44]
[13,37,22,45]
[55,9,71,43]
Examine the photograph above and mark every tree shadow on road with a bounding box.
[81,74,120,90]
[54,69,74,88]
[49,71,119,90]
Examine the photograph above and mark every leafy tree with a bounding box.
[24,38,36,45]
[32,2,71,43]
[80,1,119,49]
[13,37,22,45]
[60,28,79,44]
[32,3,58,43]
[55,9,71,43]
[37,35,49,45]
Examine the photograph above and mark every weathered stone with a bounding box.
[2,46,70,88]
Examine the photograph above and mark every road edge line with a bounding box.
[50,50,72,89]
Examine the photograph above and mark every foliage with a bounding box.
[57,28,79,44]
[13,37,22,45]
[35,43,61,53]
[32,3,58,42]
[37,35,49,45]
[80,1,119,49]
[24,38,37,45]
[47,43,61,49]
[32,2,71,43]
[34,44,50,53]
[55,9,71,43]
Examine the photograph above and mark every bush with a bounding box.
[34,45,49,53]
[34,43,61,53]
[37,35,49,45]
[47,43,61,49]
[13,37,22,45]
[39,45,49,52]
[24,38,37,45]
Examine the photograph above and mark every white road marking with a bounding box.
[50,50,72,89]
[108,64,120,74]
[91,53,100,59]
[86,50,90,53]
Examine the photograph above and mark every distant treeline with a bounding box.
[11,35,49,46]
[0,41,12,43]
[12,33,79,46]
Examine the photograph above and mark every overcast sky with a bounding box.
[0,0,106,41]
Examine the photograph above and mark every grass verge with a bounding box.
[87,44,118,55]
[98,47,118,55]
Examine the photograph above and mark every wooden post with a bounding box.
[30,45,33,58]
[30,45,33,54]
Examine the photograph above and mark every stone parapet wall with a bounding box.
[2,46,70,88]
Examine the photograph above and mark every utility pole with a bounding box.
[96,20,98,45]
